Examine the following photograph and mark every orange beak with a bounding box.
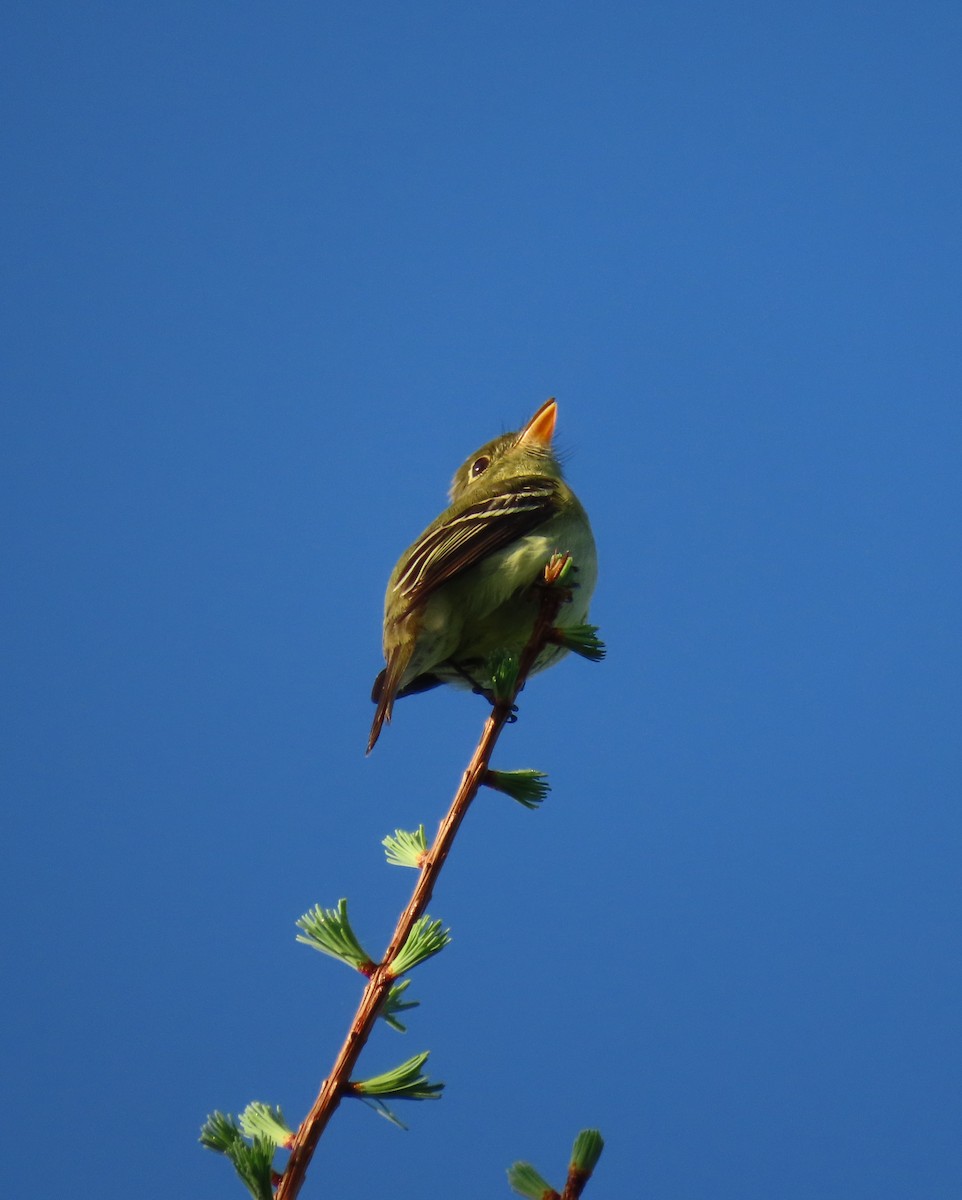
[517,398,557,448]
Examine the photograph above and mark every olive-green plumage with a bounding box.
[368,399,596,752]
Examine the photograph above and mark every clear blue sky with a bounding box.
[3,4,960,1198]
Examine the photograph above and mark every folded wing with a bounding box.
[392,477,562,616]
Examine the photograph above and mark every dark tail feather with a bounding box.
[367,668,392,753]
[366,643,414,754]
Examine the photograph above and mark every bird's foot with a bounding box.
[474,687,519,721]
[449,660,519,718]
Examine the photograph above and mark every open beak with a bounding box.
[517,398,557,448]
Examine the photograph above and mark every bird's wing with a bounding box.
[392,477,562,614]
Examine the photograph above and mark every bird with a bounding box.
[367,398,597,752]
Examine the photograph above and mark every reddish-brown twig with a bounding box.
[275,569,569,1200]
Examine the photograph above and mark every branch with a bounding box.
[274,556,576,1200]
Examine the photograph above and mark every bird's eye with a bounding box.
[471,455,491,477]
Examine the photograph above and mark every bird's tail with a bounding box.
[367,641,414,754]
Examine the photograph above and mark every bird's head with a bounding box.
[448,398,561,502]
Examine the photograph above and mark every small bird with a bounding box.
[368,398,597,752]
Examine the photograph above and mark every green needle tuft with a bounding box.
[352,1051,444,1105]
[383,825,428,868]
[569,1128,605,1174]
[295,898,374,972]
[553,623,606,662]
[199,1112,276,1200]
[391,915,451,976]
[485,768,550,809]
[239,1102,293,1148]
[507,1160,559,1200]
[488,649,520,702]
[381,978,420,1032]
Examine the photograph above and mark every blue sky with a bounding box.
[3,3,961,1198]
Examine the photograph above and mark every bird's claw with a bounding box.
[471,683,518,714]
